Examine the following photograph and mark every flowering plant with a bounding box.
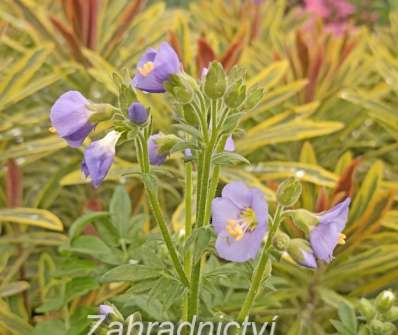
[48,42,353,332]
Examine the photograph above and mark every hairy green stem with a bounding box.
[183,162,193,321]
[237,205,284,323]
[136,135,189,287]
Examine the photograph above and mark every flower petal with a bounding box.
[221,181,252,209]
[63,123,94,147]
[250,187,268,229]
[50,91,89,137]
[153,42,181,82]
[310,198,350,262]
[148,134,167,165]
[211,197,240,234]
[215,224,266,263]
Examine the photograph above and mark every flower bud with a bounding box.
[288,209,319,236]
[277,178,302,207]
[385,306,398,322]
[164,74,194,104]
[224,81,246,108]
[182,104,197,126]
[128,102,148,125]
[375,291,395,313]
[358,298,376,320]
[287,239,317,268]
[156,134,180,155]
[369,320,396,335]
[242,87,263,110]
[273,231,290,252]
[204,62,227,99]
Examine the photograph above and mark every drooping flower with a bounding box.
[211,181,268,262]
[309,197,351,262]
[132,42,181,93]
[148,134,167,166]
[50,91,94,147]
[128,102,148,125]
[82,131,121,187]
[224,136,235,152]
[147,134,180,166]
[99,304,114,315]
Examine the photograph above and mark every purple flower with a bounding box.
[211,181,268,263]
[148,134,167,165]
[50,91,94,147]
[310,198,351,263]
[99,304,114,315]
[82,131,121,187]
[224,136,235,152]
[128,102,148,125]
[132,42,181,93]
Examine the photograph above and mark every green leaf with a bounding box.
[69,212,109,241]
[65,236,122,265]
[212,152,250,166]
[33,320,65,335]
[337,302,357,333]
[100,264,162,283]
[110,186,132,236]
[64,277,98,304]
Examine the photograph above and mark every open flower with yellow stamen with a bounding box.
[309,197,351,263]
[211,181,268,263]
[132,42,181,93]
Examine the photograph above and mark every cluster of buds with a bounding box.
[356,291,397,335]
[357,290,398,335]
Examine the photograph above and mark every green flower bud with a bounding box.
[164,74,194,104]
[385,306,398,322]
[224,81,246,108]
[287,239,317,268]
[156,134,181,155]
[358,298,376,320]
[369,320,395,335]
[182,104,197,126]
[273,231,290,252]
[288,209,319,236]
[87,103,114,122]
[242,87,263,110]
[204,62,227,99]
[277,178,302,207]
[375,291,395,313]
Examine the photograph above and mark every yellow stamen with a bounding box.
[138,61,155,76]
[338,233,346,245]
[49,127,57,134]
[226,220,244,241]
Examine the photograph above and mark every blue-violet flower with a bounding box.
[50,91,94,147]
[211,181,268,262]
[132,42,181,93]
[82,131,121,187]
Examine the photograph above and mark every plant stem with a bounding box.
[183,162,193,321]
[188,98,219,319]
[237,205,284,323]
[136,135,189,287]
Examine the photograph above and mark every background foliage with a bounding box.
[1,0,398,334]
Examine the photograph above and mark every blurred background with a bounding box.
[2,0,398,334]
